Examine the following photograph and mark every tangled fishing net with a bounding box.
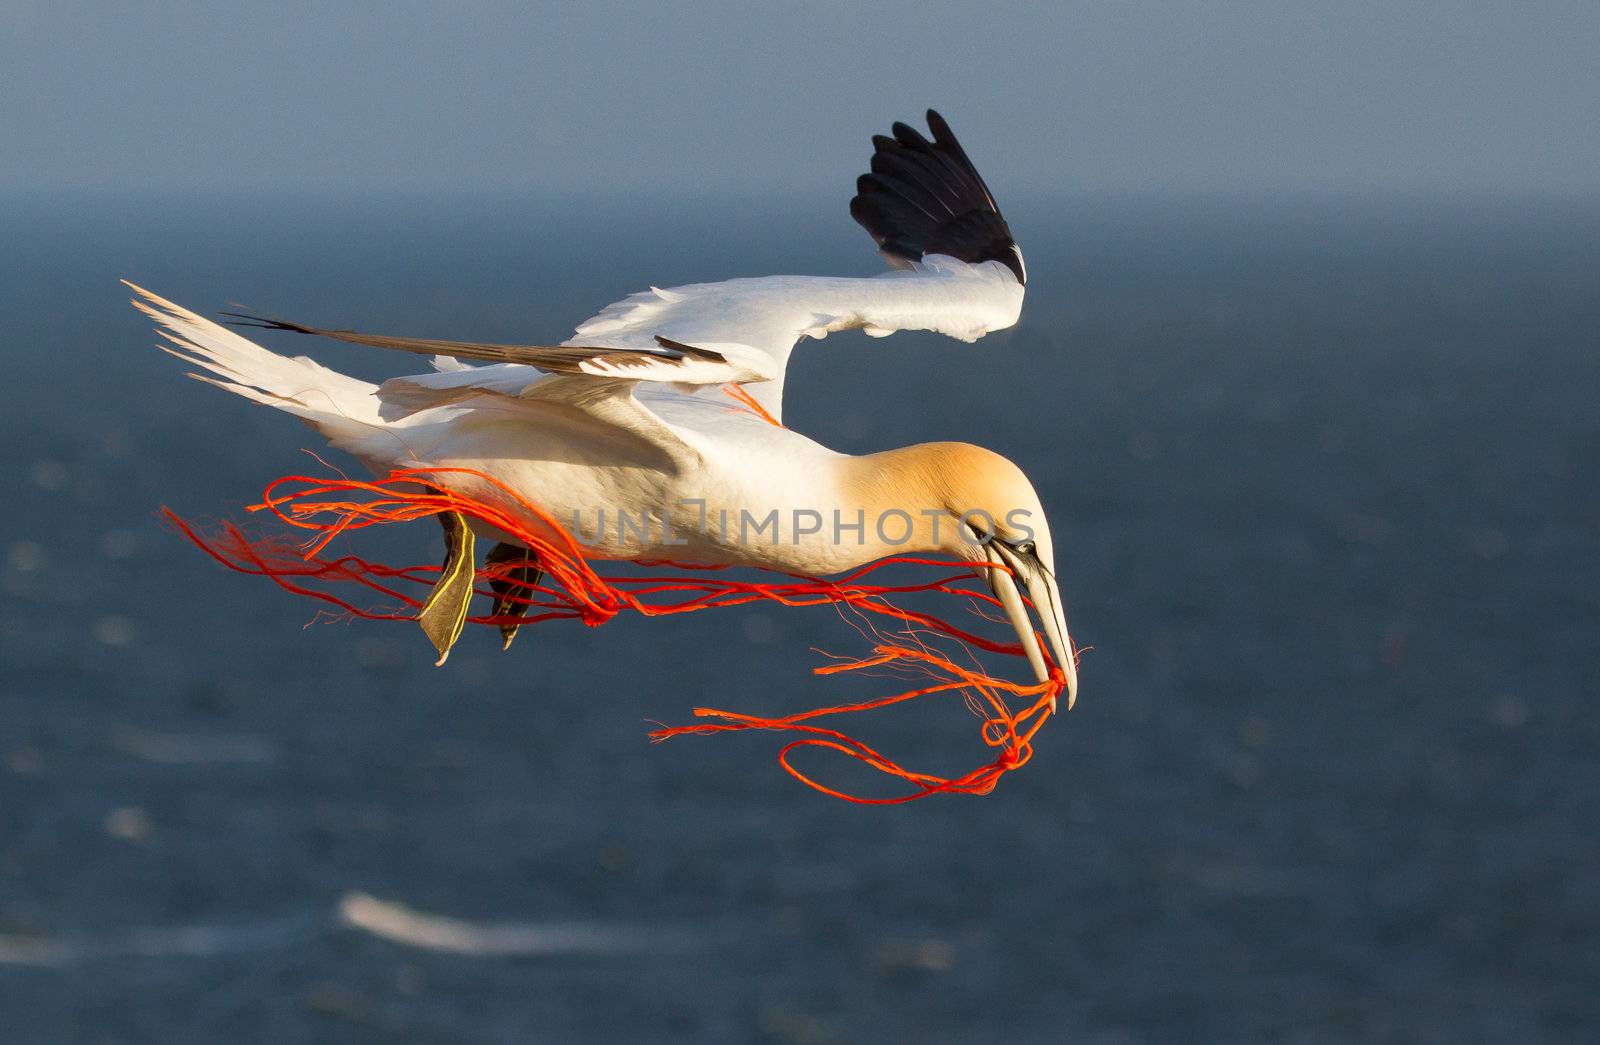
[166,465,1068,803]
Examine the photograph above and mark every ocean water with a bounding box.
[0,189,1596,1042]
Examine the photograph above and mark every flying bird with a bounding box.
[128,110,1077,707]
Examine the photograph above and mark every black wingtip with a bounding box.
[218,309,319,335]
[652,335,728,363]
[848,111,1025,285]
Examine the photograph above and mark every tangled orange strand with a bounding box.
[164,466,1068,803]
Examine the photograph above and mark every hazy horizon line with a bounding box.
[5,180,1596,214]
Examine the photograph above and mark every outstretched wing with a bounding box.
[217,111,1024,427]
[221,313,773,387]
[128,281,704,470]
[563,110,1025,423]
[850,109,1026,286]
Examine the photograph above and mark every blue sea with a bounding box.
[1,188,1596,1041]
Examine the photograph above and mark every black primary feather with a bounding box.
[217,310,728,372]
[849,110,1025,285]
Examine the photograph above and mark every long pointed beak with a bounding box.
[987,544,1079,712]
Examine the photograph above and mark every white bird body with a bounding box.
[128,110,1078,703]
[406,394,872,574]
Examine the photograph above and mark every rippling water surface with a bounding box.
[1,190,1596,1041]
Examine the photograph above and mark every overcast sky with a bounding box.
[3,1,1595,198]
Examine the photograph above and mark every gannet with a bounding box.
[127,110,1077,707]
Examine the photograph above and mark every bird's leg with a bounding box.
[417,505,477,666]
[484,542,543,651]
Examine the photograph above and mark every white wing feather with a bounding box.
[565,255,1023,422]
[132,112,1028,445]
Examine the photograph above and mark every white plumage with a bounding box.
[567,256,1024,419]
[127,110,1077,704]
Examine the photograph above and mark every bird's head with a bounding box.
[854,442,1079,709]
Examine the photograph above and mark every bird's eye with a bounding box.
[1012,539,1035,556]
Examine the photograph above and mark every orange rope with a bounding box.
[721,383,783,427]
[164,466,1071,803]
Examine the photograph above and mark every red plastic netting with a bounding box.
[165,466,1068,803]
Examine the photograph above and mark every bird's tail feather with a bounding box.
[125,281,386,449]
